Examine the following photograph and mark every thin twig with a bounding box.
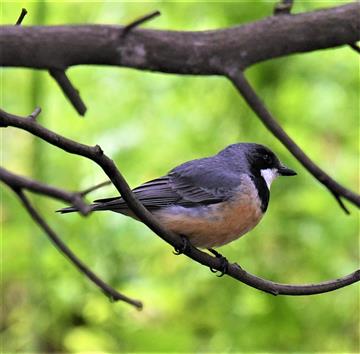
[79,180,112,197]
[123,10,160,35]
[11,188,142,309]
[331,191,350,215]
[28,107,41,121]
[274,0,294,15]
[226,69,359,213]
[15,8,27,25]
[1,108,358,296]
[49,68,87,116]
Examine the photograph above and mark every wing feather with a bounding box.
[91,173,228,212]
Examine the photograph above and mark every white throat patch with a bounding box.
[261,168,278,189]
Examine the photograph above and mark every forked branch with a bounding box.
[1,4,358,213]
[1,108,358,298]
[0,166,91,215]
[1,163,141,309]
[2,4,359,307]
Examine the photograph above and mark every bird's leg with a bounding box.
[208,248,229,277]
[173,235,191,255]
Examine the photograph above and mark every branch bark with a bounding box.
[1,3,358,72]
[1,108,359,297]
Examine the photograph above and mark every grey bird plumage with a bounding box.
[58,143,296,248]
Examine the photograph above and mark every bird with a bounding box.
[58,143,296,274]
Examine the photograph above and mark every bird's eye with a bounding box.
[263,154,272,163]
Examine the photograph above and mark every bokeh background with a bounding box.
[1,1,359,353]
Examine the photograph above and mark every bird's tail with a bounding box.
[56,203,110,214]
[56,206,81,214]
[56,197,125,214]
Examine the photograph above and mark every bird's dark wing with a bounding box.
[92,175,232,212]
[92,177,172,210]
[92,156,242,212]
[168,156,241,201]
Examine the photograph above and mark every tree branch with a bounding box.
[1,167,142,309]
[9,187,142,309]
[2,5,358,211]
[46,10,161,116]
[122,10,161,35]
[226,70,359,212]
[1,3,358,73]
[1,107,358,297]
[0,166,92,215]
[79,180,112,197]
[28,106,41,120]
[15,8,27,25]
[49,68,87,116]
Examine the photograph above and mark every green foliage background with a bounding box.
[1,1,359,353]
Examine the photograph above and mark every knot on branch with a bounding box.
[274,0,294,15]
[94,144,104,155]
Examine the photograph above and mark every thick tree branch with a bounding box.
[1,108,358,297]
[1,3,358,73]
[227,70,359,212]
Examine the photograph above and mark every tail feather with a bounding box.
[56,206,79,214]
[57,200,127,214]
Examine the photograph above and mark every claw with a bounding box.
[173,235,190,255]
[208,248,229,277]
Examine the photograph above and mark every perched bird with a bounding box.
[59,143,296,271]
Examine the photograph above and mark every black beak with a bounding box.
[278,165,297,176]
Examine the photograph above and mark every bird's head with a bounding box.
[219,143,297,188]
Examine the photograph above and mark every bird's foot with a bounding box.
[208,248,229,277]
[173,235,190,255]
